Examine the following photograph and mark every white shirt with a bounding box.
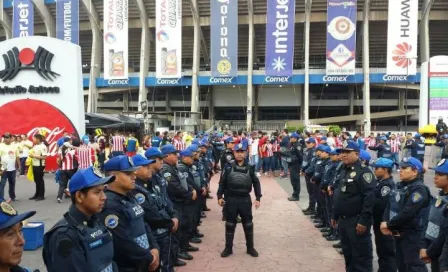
[327,137,336,149]
[0,143,19,171]
[20,140,33,158]
[251,138,259,156]
[31,143,48,167]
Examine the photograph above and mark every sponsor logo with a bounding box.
[15,1,32,37]
[0,46,60,81]
[264,76,290,83]
[156,78,180,85]
[107,79,129,85]
[27,126,66,156]
[382,75,408,81]
[322,75,349,82]
[209,77,233,84]
[392,42,413,68]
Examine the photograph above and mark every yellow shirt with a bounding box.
[183,135,193,147]
[31,143,48,166]
[0,143,19,171]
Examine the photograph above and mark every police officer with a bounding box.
[405,133,426,163]
[314,145,331,229]
[131,155,180,272]
[187,145,207,235]
[436,117,447,139]
[43,167,117,272]
[0,199,38,272]
[331,142,376,271]
[420,159,448,271]
[160,145,197,261]
[322,148,340,241]
[368,136,392,160]
[301,138,317,215]
[211,133,225,171]
[381,157,430,272]
[288,132,303,201]
[220,138,235,170]
[199,140,214,210]
[99,156,160,272]
[360,150,371,167]
[218,142,262,258]
[371,158,397,272]
[330,150,345,251]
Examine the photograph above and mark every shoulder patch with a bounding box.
[226,155,232,162]
[163,172,172,181]
[381,186,391,197]
[362,173,373,183]
[412,192,423,203]
[135,193,145,204]
[104,214,119,229]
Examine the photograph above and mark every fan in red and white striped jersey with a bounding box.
[59,147,76,171]
[389,137,401,153]
[173,132,186,151]
[110,134,126,153]
[75,144,96,169]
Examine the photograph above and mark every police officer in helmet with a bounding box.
[220,138,235,171]
[331,141,376,271]
[43,167,117,272]
[217,142,262,258]
[287,132,303,201]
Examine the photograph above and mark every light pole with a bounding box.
[404,56,418,135]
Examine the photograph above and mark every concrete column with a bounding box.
[254,85,259,122]
[135,0,150,112]
[303,0,312,126]
[399,89,405,110]
[123,92,129,112]
[246,0,254,131]
[349,86,355,115]
[32,0,56,37]
[0,0,12,39]
[208,87,214,120]
[165,90,171,112]
[419,0,433,127]
[81,0,102,113]
[190,0,200,117]
[362,0,371,136]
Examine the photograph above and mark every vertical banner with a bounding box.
[210,0,238,78]
[156,0,182,79]
[56,0,79,44]
[386,0,418,76]
[12,0,34,38]
[326,0,357,75]
[265,0,295,76]
[103,0,128,80]
[429,56,448,125]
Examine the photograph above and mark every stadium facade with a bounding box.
[0,0,447,132]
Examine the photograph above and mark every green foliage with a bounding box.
[328,125,342,135]
[286,125,306,134]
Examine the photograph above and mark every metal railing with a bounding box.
[215,120,286,132]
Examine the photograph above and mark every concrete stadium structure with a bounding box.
[0,0,446,132]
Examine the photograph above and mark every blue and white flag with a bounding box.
[13,0,34,38]
[56,0,79,44]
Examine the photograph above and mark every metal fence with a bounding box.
[215,120,286,132]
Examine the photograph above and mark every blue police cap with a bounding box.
[198,140,208,147]
[328,148,339,155]
[145,147,167,159]
[306,137,316,144]
[380,136,388,141]
[0,201,35,230]
[290,132,300,138]
[191,138,200,145]
[360,150,371,161]
[179,148,194,157]
[414,133,421,138]
[225,137,235,144]
[204,133,209,136]
[104,155,140,172]
[342,141,360,152]
[321,136,327,141]
[317,145,331,153]
[372,158,394,169]
[444,134,448,139]
[431,159,448,174]
[400,157,423,173]
[188,144,200,152]
[161,144,178,155]
[234,142,248,151]
[132,155,155,167]
[69,167,115,194]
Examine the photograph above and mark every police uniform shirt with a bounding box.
[289,142,303,169]
[151,173,177,214]
[322,160,338,189]
[98,189,159,269]
[43,205,118,272]
[332,160,377,226]
[10,266,38,272]
[301,148,315,173]
[304,152,318,176]
[312,157,329,184]
[161,163,192,202]
[423,191,448,259]
[217,162,262,201]
[220,149,235,170]
[373,176,395,221]
[178,162,199,192]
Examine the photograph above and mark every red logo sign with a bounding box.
[391,42,413,69]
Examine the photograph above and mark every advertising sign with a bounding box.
[0,36,85,171]
[156,0,182,78]
[56,0,79,44]
[13,0,34,38]
[386,0,418,76]
[210,0,238,77]
[326,0,357,75]
[265,0,295,76]
[429,56,448,125]
[103,0,129,80]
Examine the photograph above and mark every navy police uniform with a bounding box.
[313,145,331,227]
[302,138,317,212]
[332,142,376,272]
[321,149,340,237]
[288,133,303,200]
[405,134,426,163]
[43,167,117,272]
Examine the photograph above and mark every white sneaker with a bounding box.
[57,198,62,203]
[256,172,261,177]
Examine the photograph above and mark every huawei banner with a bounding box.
[326,0,357,75]
[210,0,238,77]
[56,0,79,44]
[386,0,418,76]
[156,0,182,79]
[13,0,34,38]
[103,0,128,80]
[265,0,295,76]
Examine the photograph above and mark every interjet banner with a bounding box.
[210,0,238,77]
[103,0,128,80]
[56,0,79,44]
[326,0,357,75]
[156,0,182,78]
[13,0,34,38]
[265,0,295,76]
[386,0,418,76]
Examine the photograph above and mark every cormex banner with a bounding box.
[386,0,418,76]
[103,0,128,80]
[156,0,182,78]
[265,0,295,76]
[326,0,357,75]
[56,0,79,44]
[210,0,238,77]
[13,0,34,38]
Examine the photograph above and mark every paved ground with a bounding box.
[10,169,439,271]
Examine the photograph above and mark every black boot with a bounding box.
[243,222,258,257]
[221,222,236,258]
